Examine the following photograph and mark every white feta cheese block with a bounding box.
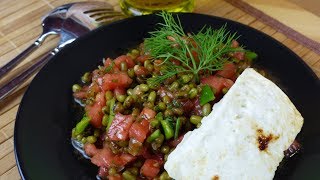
[164,68,303,180]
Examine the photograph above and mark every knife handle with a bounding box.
[0,52,54,101]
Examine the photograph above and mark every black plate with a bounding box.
[14,13,320,180]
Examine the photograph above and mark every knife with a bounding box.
[0,17,90,101]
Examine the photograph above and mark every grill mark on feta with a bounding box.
[164,68,304,180]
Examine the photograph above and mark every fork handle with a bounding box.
[0,52,54,101]
[0,32,53,79]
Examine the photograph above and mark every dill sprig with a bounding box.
[145,12,242,84]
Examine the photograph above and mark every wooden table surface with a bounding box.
[0,0,319,179]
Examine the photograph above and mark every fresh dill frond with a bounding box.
[144,12,242,84]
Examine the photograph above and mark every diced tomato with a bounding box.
[84,143,98,157]
[216,63,237,79]
[171,59,181,66]
[101,72,132,91]
[233,51,245,60]
[153,59,163,72]
[129,120,150,143]
[201,75,234,94]
[108,113,134,141]
[114,55,135,68]
[134,65,149,76]
[86,92,105,128]
[140,159,161,178]
[91,148,114,167]
[108,174,122,180]
[88,82,101,94]
[114,87,126,97]
[98,166,108,179]
[136,55,151,63]
[73,91,87,99]
[140,108,156,120]
[112,153,137,167]
[231,40,239,48]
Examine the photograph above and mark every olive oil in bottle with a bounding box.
[120,0,195,16]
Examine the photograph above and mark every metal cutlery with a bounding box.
[0,1,126,101]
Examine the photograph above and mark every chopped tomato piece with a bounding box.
[129,120,150,143]
[153,59,163,72]
[216,63,237,79]
[101,72,132,91]
[231,40,239,48]
[201,75,234,95]
[108,113,134,141]
[136,55,151,63]
[91,148,114,167]
[233,51,245,60]
[114,87,126,96]
[140,108,156,120]
[86,92,105,128]
[140,159,161,178]
[73,91,87,99]
[84,143,98,157]
[114,55,135,68]
[98,166,108,179]
[134,65,149,76]
[112,153,137,167]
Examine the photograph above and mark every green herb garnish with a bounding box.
[200,85,215,105]
[145,12,241,85]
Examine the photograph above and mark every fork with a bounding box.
[0,2,126,101]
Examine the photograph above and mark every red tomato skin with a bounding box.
[108,113,134,141]
[231,40,239,48]
[84,143,98,157]
[114,87,126,96]
[216,63,237,79]
[201,75,234,94]
[114,55,135,68]
[140,108,156,120]
[98,166,108,179]
[86,92,105,128]
[136,55,151,63]
[233,51,245,60]
[134,65,149,76]
[140,159,161,178]
[169,135,185,147]
[73,91,87,99]
[101,72,132,91]
[91,148,114,167]
[129,120,150,143]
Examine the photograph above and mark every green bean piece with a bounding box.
[164,154,169,162]
[114,102,124,113]
[144,60,151,68]
[75,116,90,135]
[71,128,76,138]
[87,136,97,144]
[174,118,181,139]
[128,167,139,176]
[150,119,160,128]
[127,68,135,78]
[116,94,127,103]
[139,84,149,92]
[161,145,170,154]
[160,171,171,180]
[172,108,183,116]
[107,98,115,131]
[245,51,258,61]
[157,102,166,111]
[161,119,174,140]
[152,134,164,150]
[102,114,109,126]
[105,91,114,101]
[131,108,140,118]
[102,106,108,114]
[117,140,129,147]
[148,91,156,102]
[72,84,81,92]
[181,75,191,84]
[147,129,161,143]
[108,167,117,175]
[197,122,202,128]
[146,64,154,72]
[169,81,179,91]
[81,72,91,83]
[93,129,100,137]
[81,137,87,144]
[188,88,198,99]
[155,112,163,121]
[181,84,191,92]
[190,115,202,125]
[200,85,215,106]
[122,170,136,180]
[202,103,212,116]
[120,61,128,72]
